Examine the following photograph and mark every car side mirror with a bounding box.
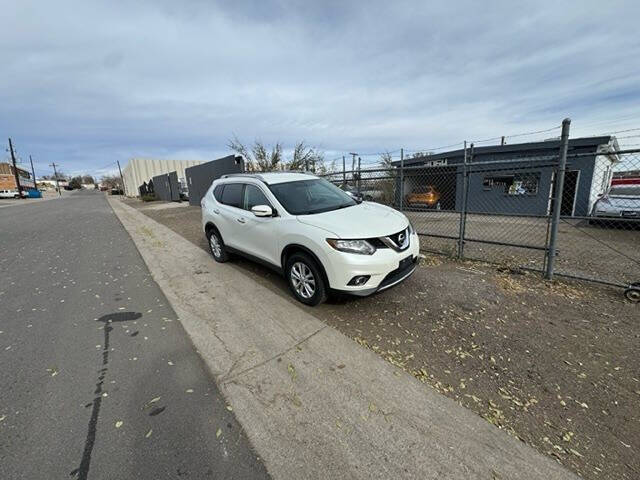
[251,205,273,217]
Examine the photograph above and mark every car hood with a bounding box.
[296,202,408,238]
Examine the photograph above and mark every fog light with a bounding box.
[348,275,370,286]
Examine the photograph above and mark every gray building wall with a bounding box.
[395,137,613,217]
[185,155,244,206]
[152,171,180,202]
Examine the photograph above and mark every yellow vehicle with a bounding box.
[406,185,440,207]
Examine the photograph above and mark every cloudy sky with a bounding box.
[2,0,640,177]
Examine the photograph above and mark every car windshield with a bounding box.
[609,186,640,196]
[269,178,357,215]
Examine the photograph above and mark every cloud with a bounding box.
[1,0,640,176]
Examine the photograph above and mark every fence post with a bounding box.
[342,156,346,188]
[399,148,404,211]
[357,156,361,195]
[545,118,571,280]
[457,141,469,258]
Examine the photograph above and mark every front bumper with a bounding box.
[593,210,640,219]
[325,232,420,296]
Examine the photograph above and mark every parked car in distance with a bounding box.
[201,172,420,306]
[0,189,27,199]
[591,184,640,222]
[406,185,440,208]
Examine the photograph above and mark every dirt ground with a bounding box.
[123,199,640,480]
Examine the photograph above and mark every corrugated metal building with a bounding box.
[121,158,203,197]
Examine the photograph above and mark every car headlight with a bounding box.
[326,238,376,255]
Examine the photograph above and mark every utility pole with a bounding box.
[8,138,23,199]
[117,160,125,195]
[357,156,361,195]
[29,155,37,194]
[501,136,505,146]
[49,162,62,196]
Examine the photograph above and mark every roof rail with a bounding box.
[220,173,266,182]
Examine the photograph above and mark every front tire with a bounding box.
[207,228,229,263]
[285,253,327,306]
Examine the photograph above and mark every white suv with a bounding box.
[201,172,419,306]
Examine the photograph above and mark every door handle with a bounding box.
[213,209,220,214]
[237,217,246,224]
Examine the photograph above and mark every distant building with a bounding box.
[393,136,620,216]
[0,162,36,192]
[37,179,69,189]
[121,158,203,197]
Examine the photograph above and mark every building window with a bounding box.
[483,173,540,196]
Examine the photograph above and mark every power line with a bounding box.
[597,127,640,136]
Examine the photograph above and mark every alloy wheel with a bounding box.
[209,233,222,258]
[290,262,316,299]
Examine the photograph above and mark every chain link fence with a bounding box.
[319,121,640,300]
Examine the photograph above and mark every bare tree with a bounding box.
[228,136,324,172]
[101,175,121,189]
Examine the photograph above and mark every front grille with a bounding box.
[367,237,388,248]
[379,228,410,251]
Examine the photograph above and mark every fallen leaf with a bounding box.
[216,428,222,438]
[186,389,194,393]
[226,405,233,411]
[145,429,153,438]
[115,421,123,428]
[142,396,161,410]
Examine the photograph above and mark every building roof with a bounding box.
[394,136,618,166]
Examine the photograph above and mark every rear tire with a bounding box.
[207,228,229,263]
[285,252,327,306]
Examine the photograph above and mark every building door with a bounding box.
[550,170,580,216]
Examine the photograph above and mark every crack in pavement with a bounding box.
[220,325,328,385]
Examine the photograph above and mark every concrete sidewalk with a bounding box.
[108,197,577,480]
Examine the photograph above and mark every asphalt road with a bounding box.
[0,191,268,479]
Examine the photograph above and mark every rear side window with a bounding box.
[220,183,243,208]
[243,184,271,210]
[213,184,224,201]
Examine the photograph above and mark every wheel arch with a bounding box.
[204,221,219,235]
[281,243,330,289]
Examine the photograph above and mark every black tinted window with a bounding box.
[220,183,243,208]
[243,184,271,210]
[269,179,356,215]
[213,184,224,201]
